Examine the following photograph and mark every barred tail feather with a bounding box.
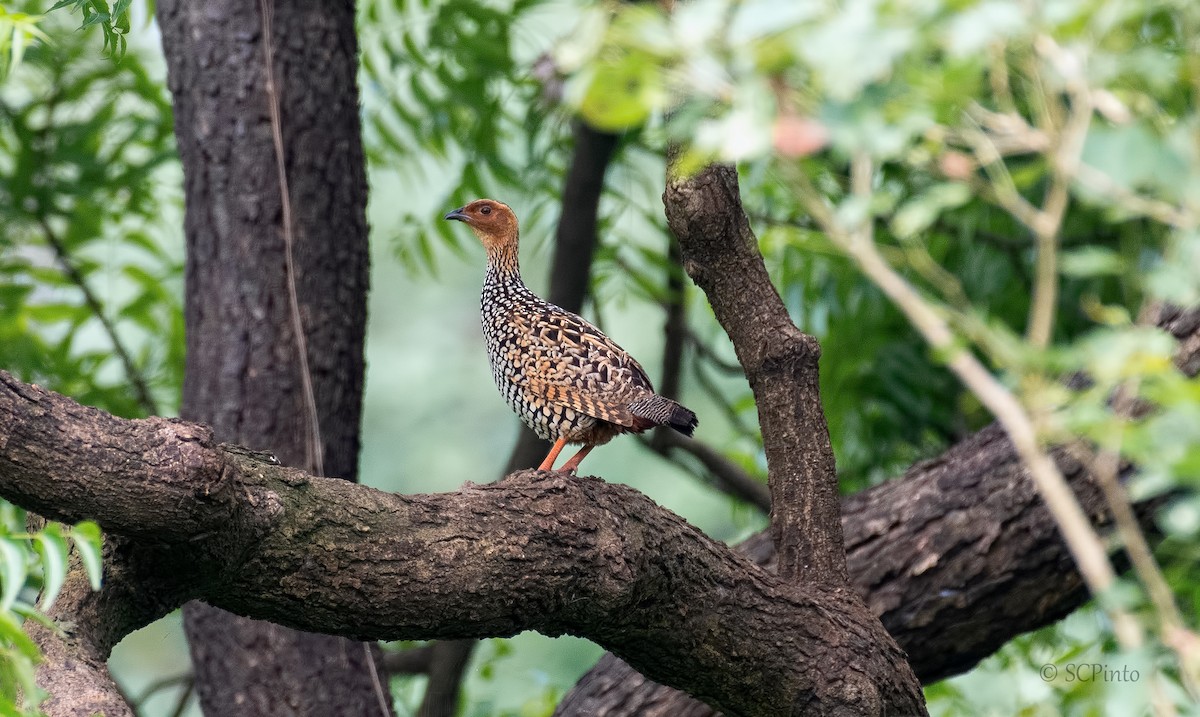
[629,394,699,437]
[667,403,698,436]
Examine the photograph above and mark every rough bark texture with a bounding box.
[665,163,845,584]
[23,534,195,717]
[155,0,385,715]
[556,429,1100,716]
[0,372,926,717]
[652,161,923,712]
[553,309,1200,717]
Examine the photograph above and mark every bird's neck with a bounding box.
[484,240,521,283]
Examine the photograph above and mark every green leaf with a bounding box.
[579,50,663,132]
[0,611,39,661]
[0,539,26,613]
[34,531,67,612]
[1059,247,1125,277]
[891,183,972,239]
[25,303,90,325]
[70,522,102,590]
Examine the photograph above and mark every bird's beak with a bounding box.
[444,207,468,222]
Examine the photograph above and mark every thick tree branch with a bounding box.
[647,234,770,511]
[0,371,923,716]
[658,160,922,710]
[665,162,843,584]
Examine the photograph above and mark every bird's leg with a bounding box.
[559,444,595,475]
[538,436,569,471]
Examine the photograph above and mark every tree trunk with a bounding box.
[156,1,388,714]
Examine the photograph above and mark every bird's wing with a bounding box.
[507,306,657,426]
[524,307,656,392]
[523,377,640,428]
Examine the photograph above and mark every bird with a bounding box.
[444,198,698,474]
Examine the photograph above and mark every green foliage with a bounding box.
[0,6,46,80]
[0,4,182,419]
[465,639,560,717]
[927,608,1174,717]
[47,0,134,59]
[359,0,576,274]
[0,0,1195,713]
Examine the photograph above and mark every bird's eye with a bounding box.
[481,205,492,215]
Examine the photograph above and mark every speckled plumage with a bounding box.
[445,199,698,472]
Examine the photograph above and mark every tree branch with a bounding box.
[646,431,770,513]
[645,233,769,511]
[664,162,843,584]
[548,121,620,311]
[383,645,434,675]
[0,371,924,716]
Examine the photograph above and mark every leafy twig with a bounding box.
[790,155,1143,650]
[1087,375,1200,698]
[1025,37,1094,348]
[1074,163,1196,229]
[36,216,158,416]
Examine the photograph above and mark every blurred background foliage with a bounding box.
[0,0,1196,715]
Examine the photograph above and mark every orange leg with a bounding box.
[538,436,569,471]
[559,444,595,475]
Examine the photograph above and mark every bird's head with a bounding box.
[443,199,518,256]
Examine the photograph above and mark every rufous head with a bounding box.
[443,199,518,257]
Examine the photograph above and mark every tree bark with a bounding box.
[155,1,387,715]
